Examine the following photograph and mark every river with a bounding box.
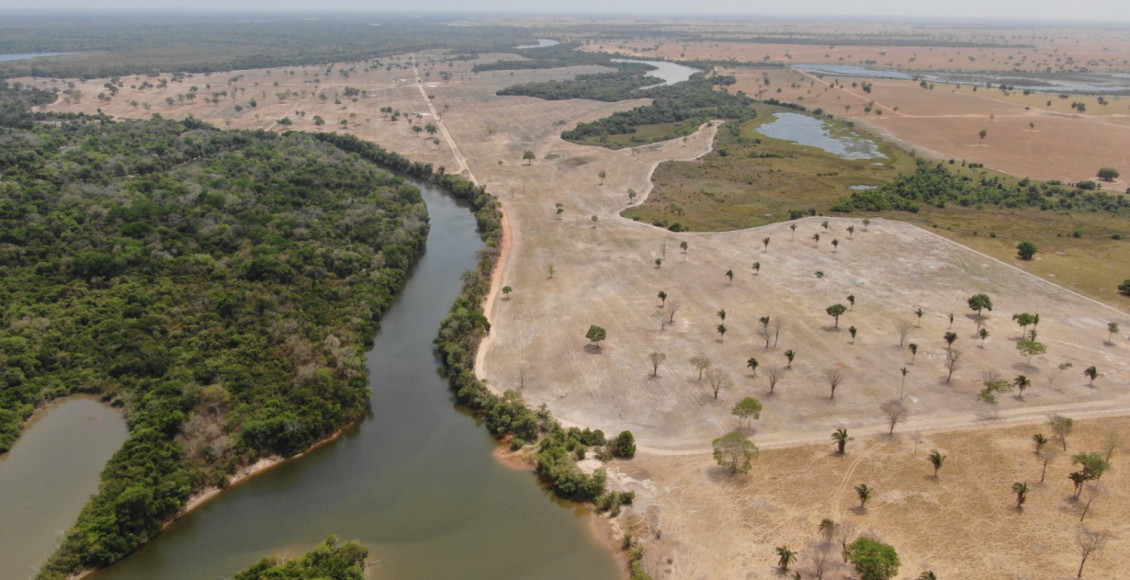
[0,397,128,580]
[83,179,620,579]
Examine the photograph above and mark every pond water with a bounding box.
[612,58,701,87]
[756,112,887,160]
[87,179,619,580]
[515,39,560,49]
[0,53,72,62]
[0,397,128,580]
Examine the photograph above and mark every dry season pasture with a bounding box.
[31,41,1130,579]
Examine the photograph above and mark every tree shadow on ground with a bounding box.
[583,344,602,355]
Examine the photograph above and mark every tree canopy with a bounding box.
[846,537,901,580]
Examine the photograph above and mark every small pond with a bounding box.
[756,112,887,160]
[612,58,701,87]
[514,39,560,49]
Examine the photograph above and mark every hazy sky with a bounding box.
[3,0,1130,23]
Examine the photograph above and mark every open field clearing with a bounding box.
[31,42,1130,580]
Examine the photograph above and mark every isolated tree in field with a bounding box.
[927,449,946,478]
[1017,340,1046,368]
[654,257,662,268]
[1079,483,1101,522]
[705,367,731,399]
[657,290,667,306]
[1107,322,1120,344]
[832,239,840,252]
[847,225,855,238]
[881,399,908,434]
[1033,433,1048,454]
[752,261,761,275]
[1050,414,1075,451]
[899,367,909,398]
[776,546,797,571]
[812,232,821,247]
[628,188,637,203]
[1084,365,1100,386]
[908,343,918,364]
[825,368,845,399]
[1013,312,1036,336]
[713,431,758,475]
[1102,431,1123,461]
[821,220,830,231]
[763,237,771,251]
[585,325,606,348]
[819,518,837,542]
[897,320,914,347]
[1014,375,1031,399]
[764,365,783,395]
[790,223,798,239]
[648,352,666,377]
[733,397,763,430]
[725,269,733,285]
[848,326,858,344]
[501,285,512,299]
[914,308,924,327]
[597,170,606,185]
[1013,482,1029,509]
[665,300,680,324]
[716,324,727,343]
[690,355,711,380]
[1017,241,1037,260]
[1121,279,1130,296]
[979,372,1012,406]
[943,331,958,348]
[1076,528,1107,579]
[746,357,760,378]
[968,293,993,316]
[1039,445,1062,483]
[1097,167,1120,181]
[591,215,598,228]
[826,304,847,328]
[424,122,438,137]
[784,349,796,368]
[979,327,989,346]
[846,537,899,580]
[862,218,871,231]
[948,312,954,328]
[832,428,853,455]
[979,128,987,145]
[854,484,872,509]
[522,150,536,165]
[846,294,856,310]
[944,348,961,383]
[555,203,564,219]
[679,240,688,261]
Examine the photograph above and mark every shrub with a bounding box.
[611,430,636,458]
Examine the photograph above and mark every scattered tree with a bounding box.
[679,240,688,261]
[705,367,731,399]
[1013,481,1029,509]
[713,431,758,475]
[847,294,856,310]
[648,352,666,377]
[1039,445,1062,483]
[598,170,606,185]
[849,326,858,344]
[784,350,796,368]
[716,323,727,343]
[1017,340,1046,368]
[1084,365,1100,386]
[846,537,899,580]
[825,368,845,399]
[790,223,798,239]
[927,449,946,478]
[832,239,840,252]
[611,431,636,458]
[915,308,924,327]
[1033,433,1048,454]
[826,304,847,328]
[765,365,784,395]
[832,428,852,455]
[522,150,535,165]
[585,325,607,347]
[1050,414,1075,451]
[1102,431,1123,462]
[863,218,871,231]
[655,257,662,268]
[690,355,712,380]
[854,483,872,509]
[847,225,855,238]
[897,320,914,347]
[732,397,763,430]
[979,327,989,346]
[1119,279,1130,296]
[944,331,958,348]
[979,128,987,145]
[657,290,667,306]
[1013,312,1037,336]
[822,220,830,231]
[502,285,513,299]
[752,261,761,275]
[945,348,962,383]
[763,237,771,251]
[746,357,760,378]
[1017,241,1038,260]
[776,546,797,572]
[899,367,909,398]
[725,269,733,285]
[1097,167,1120,181]
[1076,528,1107,579]
[968,293,993,316]
[908,343,918,364]
[591,215,598,228]
[1014,375,1031,399]
[881,399,908,434]
[812,232,821,246]
[1107,322,1120,344]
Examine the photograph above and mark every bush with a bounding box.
[1119,279,1130,296]
[611,430,637,458]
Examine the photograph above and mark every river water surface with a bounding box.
[0,397,127,580]
[85,180,620,579]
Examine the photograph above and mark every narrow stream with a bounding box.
[85,180,620,579]
[0,397,128,580]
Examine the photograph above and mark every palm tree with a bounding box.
[855,483,872,509]
[908,343,918,364]
[1013,482,1029,509]
[928,449,946,478]
[818,518,836,542]
[717,324,727,343]
[847,225,855,239]
[784,349,796,368]
[762,237,771,251]
[725,269,734,284]
[746,357,759,378]
[1084,366,1100,386]
[752,261,761,275]
[790,223,797,240]
[831,429,852,455]
[424,122,438,136]
[1033,433,1048,454]
[776,546,797,571]
[979,327,989,346]
[812,232,821,247]
[846,294,856,310]
[1014,375,1031,399]
[915,307,924,327]
[943,331,958,348]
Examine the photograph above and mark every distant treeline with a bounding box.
[0,13,530,79]
[832,159,1130,215]
[497,62,662,102]
[471,42,614,73]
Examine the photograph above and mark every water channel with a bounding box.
[0,397,128,580]
[83,180,620,579]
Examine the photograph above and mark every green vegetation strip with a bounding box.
[234,535,367,580]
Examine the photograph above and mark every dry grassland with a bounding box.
[28,40,1130,580]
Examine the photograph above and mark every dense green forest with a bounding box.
[832,159,1130,215]
[0,83,442,577]
[497,62,663,102]
[0,13,530,79]
[234,536,368,580]
[560,74,755,146]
